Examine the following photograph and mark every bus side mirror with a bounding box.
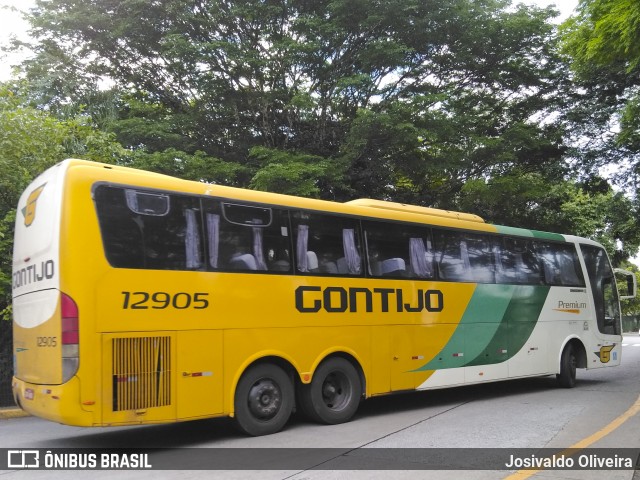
[614,269,637,300]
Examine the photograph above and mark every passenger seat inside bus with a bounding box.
[337,257,349,274]
[320,261,338,274]
[306,251,319,273]
[229,253,258,271]
[381,258,406,276]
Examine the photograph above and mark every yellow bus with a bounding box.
[11,159,636,435]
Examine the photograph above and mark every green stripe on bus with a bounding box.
[494,225,565,242]
[530,230,565,241]
[494,225,534,237]
[462,285,514,363]
[505,285,551,356]
[413,284,550,371]
[467,285,550,366]
[413,284,513,371]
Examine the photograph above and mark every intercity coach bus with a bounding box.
[12,159,636,435]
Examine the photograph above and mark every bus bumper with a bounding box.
[12,376,94,426]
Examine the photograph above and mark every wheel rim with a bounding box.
[247,379,282,420]
[321,371,352,411]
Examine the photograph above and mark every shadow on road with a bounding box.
[30,373,609,449]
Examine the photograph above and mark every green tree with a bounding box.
[248,147,346,197]
[18,0,571,201]
[127,148,249,186]
[560,0,640,190]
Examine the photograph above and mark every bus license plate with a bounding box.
[24,388,34,400]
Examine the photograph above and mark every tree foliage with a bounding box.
[560,0,640,190]
[19,0,570,199]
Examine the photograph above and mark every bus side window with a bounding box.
[144,196,203,270]
[204,200,292,274]
[465,235,496,283]
[434,230,496,283]
[363,221,433,279]
[363,220,406,278]
[292,211,362,276]
[434,230,465,281]
[537,243,585,287]
[95,186,145,268]
[493,240,513,284]
[499,238,543,285]
[95,186,203,271]
[141,196,202,271]
[263,209,292,273]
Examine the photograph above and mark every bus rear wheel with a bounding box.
[299,357,361,425]
[234,363,294,436]
[557,343,577,388]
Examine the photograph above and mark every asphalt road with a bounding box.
[1,335,640,480]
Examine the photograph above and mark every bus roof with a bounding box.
[62,159,496,232]
[346,198,485,223]
[60,159,590,242]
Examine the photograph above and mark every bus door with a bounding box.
[580,245,623,366]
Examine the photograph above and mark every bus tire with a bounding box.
[557,343,577,388]
[299,357,361,425]
[234,363,293,436]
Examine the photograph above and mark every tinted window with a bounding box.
[203,200,291,273]
[433,230,497,283]
[364,221,434,279]
[95,185,203,270]
[497,238,543,285]
[292,211,362,276]
[537,242,585,287]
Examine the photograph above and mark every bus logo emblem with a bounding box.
[595,345,615,363]
[22,183,46,227]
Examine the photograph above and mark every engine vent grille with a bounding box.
[112,336,171,411]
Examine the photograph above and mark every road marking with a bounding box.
[503,393,640,480]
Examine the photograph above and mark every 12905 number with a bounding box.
[121,291,209,310]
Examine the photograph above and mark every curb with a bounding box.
[0,407,29,419]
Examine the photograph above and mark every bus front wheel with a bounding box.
[299,357,361,425]
[234,363,294,436]
[557,343,577,388]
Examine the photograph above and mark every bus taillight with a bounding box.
[61,293,79,383]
